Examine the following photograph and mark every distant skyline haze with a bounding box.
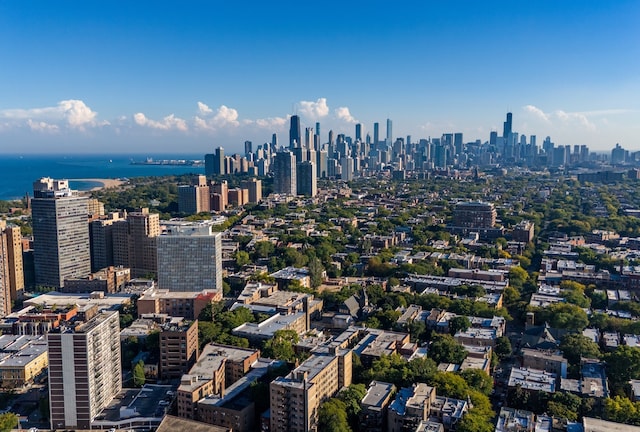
[0,1,638,154]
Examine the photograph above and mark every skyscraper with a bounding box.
[31,178,91,289]
[373,122,379,145]
[355,123,362,142]
[0,222,24,310]
[241,178,263,203]
[178,175,210,215]
[296,161,317,197]
[157,221,223,292]
[204,153,216,177]
[503,112,513,139]
[48,310,121,430]
[386,118,393,147]
[244,140,253,156]
[289,115,301,149]
[273,151,297,196]
[341,157,354,181]
[212,147,225,175]
[112,208,159,278]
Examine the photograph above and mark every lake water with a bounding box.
[0,154,205,200]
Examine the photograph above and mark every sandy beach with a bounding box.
[70,178,126,191]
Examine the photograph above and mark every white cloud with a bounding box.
[0,99,104,130]
[255,116,288,128]
[193,103,241,130]
[523,105,550,123]
[197,101,213,115]
[212,105,239,127]
[554,110,594,130]
[335,106,356,123]
[297,98,329,119]
[27,119,59,133]
[133,112,188,131]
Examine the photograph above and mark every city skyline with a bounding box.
[0,1,639,153]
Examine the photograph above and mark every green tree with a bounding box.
[262,330,299,362]
[604,395,640,424]
[254,240,275,258]
[537,303,589,330]
[338,384,367,430]
[494,336,513,359]
[449,316,471,336]
[559,334,601,366]
[308,257,325,289]
[235,250,251,268]
[606,346,640,393]
[0,413,18,432]
[457,412,494,432]
[318,398,351,432]
[133,361,146,387]
[429,334,467,364]
[460,369,493,396]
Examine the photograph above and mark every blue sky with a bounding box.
[0,1,639,154]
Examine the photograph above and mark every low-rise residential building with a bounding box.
[360,381,396,432]
[232,311,308,344]
[508,367,556,394]
[0,335,48,388]
[521,349,567,380]
[352,328,411,367]
[495,408,536,432]
[454,328,497,348]
[137,288,222,320]
[388,383,436,432]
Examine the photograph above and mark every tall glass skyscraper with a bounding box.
[289,115,301,149]
[273,151,297,196]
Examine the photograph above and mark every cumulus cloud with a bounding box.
[197,101,213,115]
[193,103,241,130]
[523,105,596,131]
[133,112,188,131]
[297,98,329,119]
[0,99,105,130]
[212,105,239,127]
[255,116,288,128]
[335,106,356,123]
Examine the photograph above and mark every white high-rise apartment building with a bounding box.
[157,221,223,292]
[47,310,122,430]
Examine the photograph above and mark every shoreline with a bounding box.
[69,178,126,191]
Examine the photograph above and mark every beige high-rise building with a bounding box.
[89,211,127,272]
[0,222,24,313]
[178,175,210,215]
[210,181,228,212]
[113,208,159,278]
[270,346,352,432]
[241,178,262,203]
[47,310,121,430]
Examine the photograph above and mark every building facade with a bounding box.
[273,151,297,196]
[159,318,199,380]
[112,208,159,278]
[157,221,223,292]
[31,178,91,289]
[47,310,122,430]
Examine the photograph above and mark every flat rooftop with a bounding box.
[362,381,395,410]
[25,291,132,309]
